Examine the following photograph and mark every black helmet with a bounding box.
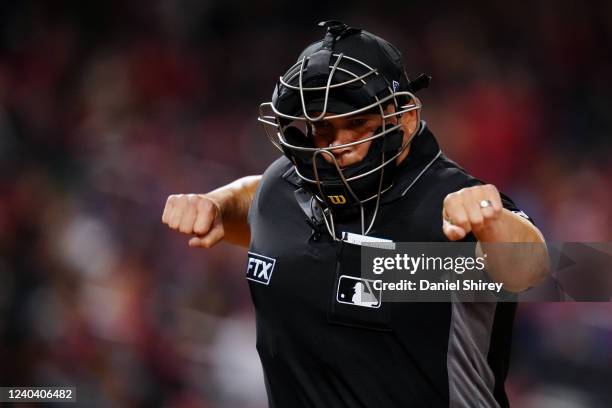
[258,21,430,237]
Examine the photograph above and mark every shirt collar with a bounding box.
[379,121,442,203]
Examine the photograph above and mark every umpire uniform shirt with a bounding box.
[247,122,523,408]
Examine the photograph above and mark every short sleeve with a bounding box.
[462,177,535,226]
[499,191,535,225]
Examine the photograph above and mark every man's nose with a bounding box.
[328,129,353,151]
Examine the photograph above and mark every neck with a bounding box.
[396,123,422,165]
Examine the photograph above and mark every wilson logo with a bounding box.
[246,252,276,285]
[328,195,347,205]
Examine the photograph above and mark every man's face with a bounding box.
[310,103,418,168]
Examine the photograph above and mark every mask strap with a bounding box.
[318,21,363,49]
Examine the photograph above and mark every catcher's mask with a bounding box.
[258,21,430,239]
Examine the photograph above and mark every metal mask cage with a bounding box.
[257,52,423,239]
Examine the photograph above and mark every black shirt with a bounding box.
[247,123,523,407]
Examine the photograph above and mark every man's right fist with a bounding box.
[162,194,225,248]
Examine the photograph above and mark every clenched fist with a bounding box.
[162,194,225,248]
[442,184,504,241]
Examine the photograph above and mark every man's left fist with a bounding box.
[442,184,503,241]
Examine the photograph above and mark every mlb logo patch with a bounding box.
[246,252,276,285]
[336,275,381,308]
[512,210,530,220]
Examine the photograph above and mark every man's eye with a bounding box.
[312,122,331,133]
[350,118,368,127]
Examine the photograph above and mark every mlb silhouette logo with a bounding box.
[246,252,276,285]
[336,275,381,308]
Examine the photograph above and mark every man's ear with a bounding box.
[400,97,420,135]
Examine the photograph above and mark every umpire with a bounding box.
[163,21,548,408]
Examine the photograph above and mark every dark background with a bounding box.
[0,0,611,407]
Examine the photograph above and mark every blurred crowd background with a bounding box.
[0,0,610,407]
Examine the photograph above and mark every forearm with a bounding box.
[475,210,549,292]
[204,175,261,247]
